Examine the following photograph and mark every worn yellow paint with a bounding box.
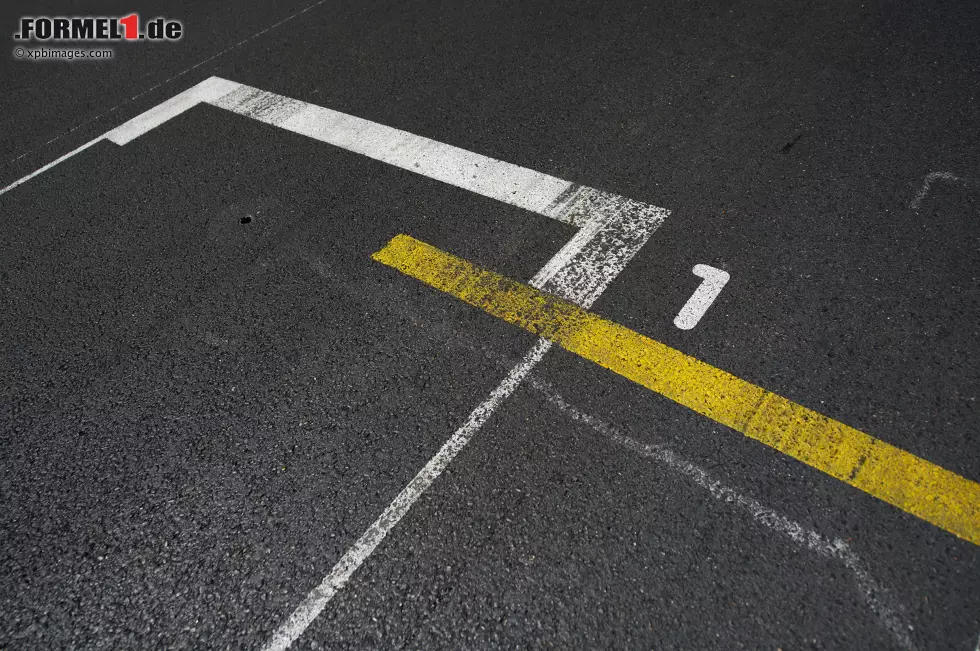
[372,234,980,546]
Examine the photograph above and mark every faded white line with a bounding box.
[527,375,915,651]
[4,0,328,168]
[265,190,667,648]
[0,77,238,199]
[531,186,668,306]
[673,263,730,330]
[909,171,975,210]
[0,74,671,648]
[263,338,553,651]
[0,136,105,197]
[244,82,668,645]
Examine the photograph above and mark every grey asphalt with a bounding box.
[2,0,979,649]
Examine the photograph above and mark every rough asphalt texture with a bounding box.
[2,0,979,649]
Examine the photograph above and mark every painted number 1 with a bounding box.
[674,264,730,330]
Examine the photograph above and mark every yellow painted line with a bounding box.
[372,234,980,546]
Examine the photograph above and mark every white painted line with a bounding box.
[265,187,667,648]
[1,77,241,198]
[531,187,668,306]
[5,0,329,167]
[527,375,915,651]
[0,136,105,197]
[0,75,670,648]
[263,337,553,651]
[231,81,669,646]
[3,76,666,235]
[105,77,241,145]
[208,82,579,223]
[673,263,730,330]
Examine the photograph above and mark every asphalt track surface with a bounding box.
[2,1,979,649]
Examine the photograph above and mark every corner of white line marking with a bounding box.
[534,186,669,307]
[194,76,243,102]
[693,263,729,284]
[105,77,242,146]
